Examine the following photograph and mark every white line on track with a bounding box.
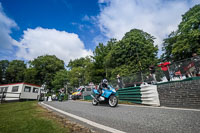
[41,102,126,133]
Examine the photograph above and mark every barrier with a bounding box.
[117,84,160,106]
[84,95,92,100]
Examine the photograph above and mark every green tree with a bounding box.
[161,31,177,61]
[68,56,96,86]
[6,60,26,83]
[24,68,40,84]
[162,4,200,61]
[68,67,84,87]
[68,57,88,68]
[0,60,9,84]
[52,70,68,91]
[92,39,117,81]
[29,55,65,89]
[110,29,158,76]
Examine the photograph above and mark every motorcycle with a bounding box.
[58,92,65,102]
[91,85,118,107]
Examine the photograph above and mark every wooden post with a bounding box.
[19,93,21,101]
[0,92,4,104]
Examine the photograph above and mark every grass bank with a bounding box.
[0,101,69,133]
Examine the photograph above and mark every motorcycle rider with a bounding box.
[97,79,109,100]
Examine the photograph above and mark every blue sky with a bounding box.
[0,0,199,64]
[3,0,100,46]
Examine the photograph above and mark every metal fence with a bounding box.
[110,56,200,88]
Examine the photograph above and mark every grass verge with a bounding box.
[0,101,70,133]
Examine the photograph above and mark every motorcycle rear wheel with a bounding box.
[108,95,118,107]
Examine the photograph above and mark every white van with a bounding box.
[0,83,43,101]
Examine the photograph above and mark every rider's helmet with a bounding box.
[103,79,108,84]
[102,79,108,88]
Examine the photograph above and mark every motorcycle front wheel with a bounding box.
[108,95,118,107]
[92,98,98,106]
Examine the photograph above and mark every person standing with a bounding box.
[192,53,200,76]
[149,65,157,83]
[117,74,123,89]
[158,62,171,81]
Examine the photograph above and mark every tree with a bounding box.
[24,68,40,84]
[6,60,26,83]
[110,29,158,76]
[52,70,68,91]
[68,67,84,87]
[67,30,158,84]
[29,55,65,89]
[161,31,177,61]
[0,60,9,84]
[162,4,200,61]
[92,39,117,81]
[67,56,98,86]
[68,57,88,69]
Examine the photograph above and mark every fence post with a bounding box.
[0,92,4,104]
[19,93,21,101]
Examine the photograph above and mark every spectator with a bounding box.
[158,62,171,81]
[149,65,157,83]
[192,53,200,76]
[117,74,123,89]
[59,89,65,102]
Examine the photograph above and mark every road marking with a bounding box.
[41,102,126,133]
[120,104,200,112]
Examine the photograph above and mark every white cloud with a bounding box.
[97,0,200,51]
[0,2,92,63]
[0,3,18,50]
[16,27,93,64]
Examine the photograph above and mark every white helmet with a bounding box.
[103,79,108,84]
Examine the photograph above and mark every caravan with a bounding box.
[0,83,44,101]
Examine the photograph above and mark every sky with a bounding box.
[0,0,199,65]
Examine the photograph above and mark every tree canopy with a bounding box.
[162,4,200,61]
[0,60,9,84]
[68,29,158,84]
[6,60,26,83]
[110,29,158,76]
[52,69,68,91]
[29,55,65,89]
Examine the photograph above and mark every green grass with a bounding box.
[0,101,69,133]
[118,100,138,105]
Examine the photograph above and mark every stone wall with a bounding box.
[157,79,200,109]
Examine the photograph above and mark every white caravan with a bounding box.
[0,83,44,101]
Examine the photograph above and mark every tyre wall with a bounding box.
[117,85,160,106]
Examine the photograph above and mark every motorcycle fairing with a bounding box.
[101,88,113,98]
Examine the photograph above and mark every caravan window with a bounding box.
[33,88,38,93]
[5,87,8,92]
[0,87,8,93]
[12,86,19,92]
[4,87,8,92]
[24,86,31,92]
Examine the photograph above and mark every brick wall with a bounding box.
[157,79,200,109]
